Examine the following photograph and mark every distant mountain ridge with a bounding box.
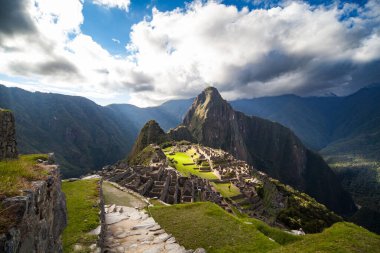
[230,84,380,157]
[0,85,191,177]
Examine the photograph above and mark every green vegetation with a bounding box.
[149,202,380,253]
[62,179,100,253]
[0,154,49,197]
[260,179,342,233]
[270,222,380,253]
[102,181,147,208]
[0,154,49,233]
[240,217,301,246]
[211,182,241,198]
[127,120,169,163]
[165,151,218,179]
[149,202,279,252]
[128,145,156,166]
[149,199,166,206]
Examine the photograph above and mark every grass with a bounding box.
[240,217,301,246]
[211,182,241,198]
[149,202,279,252]
[128,145,156,166]
[165,151,218,180]
[0,154,49,197]
[149,202,380,253]
[62,179,100,253]
[150,198,166,206]
[0,154,49,233]
[270,222,380,253]
[102,181,146,208]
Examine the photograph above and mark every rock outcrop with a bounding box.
[0,162,67,253]
[182,87,356,216]
[127,120,169,163]
[0,109,18,160]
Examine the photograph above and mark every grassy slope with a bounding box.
[62,179,100,253]
[128,145,156,166]
[211,182,241,198]
[0,154,49,233]
[270,222,380,253]
[165,151,218,179]
[150,202,380,253]
[149,202,280,252]
[0,154,49,197]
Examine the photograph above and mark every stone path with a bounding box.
[104,204,197,253]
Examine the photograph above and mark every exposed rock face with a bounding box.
[183,87,356,216]
[127,120,169,162]
[0,165,67,253]
[0,109,18,160]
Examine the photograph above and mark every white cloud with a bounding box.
[112,38,121,44]
[1,0,380,107]
[124,0,380,104]
[93,0,131,11]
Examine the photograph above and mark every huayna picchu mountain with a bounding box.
[181,87,356,216]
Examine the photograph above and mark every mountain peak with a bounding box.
[201,86,223,102]
[127,120,168,163]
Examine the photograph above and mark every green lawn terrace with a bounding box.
[164,147,218,180]
[149,202,380,253]
[161,143,344,233]
[62,178,101,253]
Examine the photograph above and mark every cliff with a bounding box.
[0,159,67,253]
[0,109,18,160]
[182,87,356,216]
[127,120,169,163]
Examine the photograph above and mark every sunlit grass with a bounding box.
[166,151,218,179]
[149,202,279,252]
[62,179,100,253]
[0,154,49,197]
[150,202,380,253]
[211,182,241,198]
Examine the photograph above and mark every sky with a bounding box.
[0,0,379,107]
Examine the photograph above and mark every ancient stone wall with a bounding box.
[0,109,18,160]
[0,165,67,253]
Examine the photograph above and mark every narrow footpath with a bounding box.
[102,182,197,253]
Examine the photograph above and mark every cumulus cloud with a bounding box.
[125,0,380,104]
[1,0,380,106]
[93,0,131,11]
[0,0,36,36]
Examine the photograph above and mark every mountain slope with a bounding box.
[230,85,380,231]
[0,85,191,177]
[0,85,135,177]
[230,85,380,160]
[182,87,356,216]
[107,98,193,132]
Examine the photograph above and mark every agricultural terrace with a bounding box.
[164,145,243,198]
[164,147,218,180]
[211,182,241,198]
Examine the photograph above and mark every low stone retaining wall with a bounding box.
[0,166,67,253]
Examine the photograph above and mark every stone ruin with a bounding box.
[98,163,222,206]
[99,143,339,231]
[0,109,18,160]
